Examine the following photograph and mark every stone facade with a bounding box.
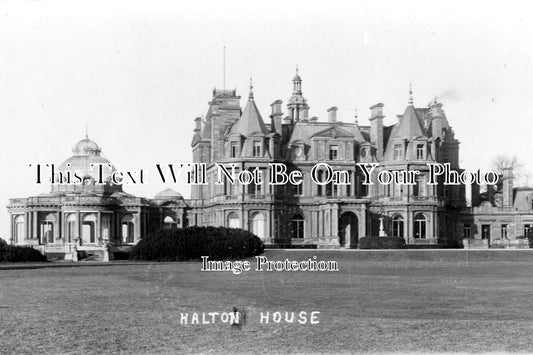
[188,73,466,248]
[7,137,187,260]
[7,72,531,253]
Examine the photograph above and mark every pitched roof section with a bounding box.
[389,104,425,140]
[288,122,367,145]
[229,98,269,136]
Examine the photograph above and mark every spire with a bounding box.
[354,107,359,125]
[408,82,414,106]
[85,121,88,139]
[249,77,254,100]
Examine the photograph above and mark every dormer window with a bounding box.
[253,141,261,157]
[231,142,238,158]
[393,144,403,160]
[329,145,339,160]
[416,144,424,160]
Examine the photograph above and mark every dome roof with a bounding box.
[73,136,101,155]
[56,136,116,183]
[293,73,302,81]
[154,188,183,200]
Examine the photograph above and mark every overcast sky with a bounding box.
[1,0,532,238]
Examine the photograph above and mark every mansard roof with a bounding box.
[390,104,425,140]
[228,98,269,136]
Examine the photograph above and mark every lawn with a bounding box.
[1,250,533,354]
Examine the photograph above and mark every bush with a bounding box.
[0,239,47,262]
[528,235,533,248]
[129,226,264,261]
[358,236,406,249]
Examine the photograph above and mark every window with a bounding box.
[360,148,367,159]
[326,182,337,197]
[329,145,338,160]
[392,215,404,238]
[14,215,25,244]
[41,221,54,244]
[101,214,111,240]
[67,214,76,243]
[295,181,303,196]
[231,142,238,158]
[82,214,96,244]
[414,214,426,239]
[524,224,533,238]
[164,216,178,230]
[253,141,261,157]
[501,224,508,239]
[413,177,425,197]
[416,144,424,160]
[394,144,403,160]
[273,214,280,239]
[481,224,491,240]
[121,215,135,244]
[248,169,262,195]
[250,212,266,240]
[384,183,390,197]
[463,224,471,239]
[227,212,240,228]
[291,214,304,239]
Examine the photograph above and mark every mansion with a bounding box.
[6,71,532,259]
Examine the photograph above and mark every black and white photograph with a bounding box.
[1,0,533,353]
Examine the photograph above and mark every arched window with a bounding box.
[14,215,25,244]
[250,212,266,240]
[82,214,96,244]
[40,213,56,245]
[121,215,135,244]
[227,212,240,228]
[163,216,178,230]
[392,215,404,238]
[291,214,304,239]
[66,214,76,243]
[414,213,426,239]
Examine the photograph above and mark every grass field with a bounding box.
[1,250,533,354]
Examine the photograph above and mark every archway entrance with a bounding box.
[338,212,358,248]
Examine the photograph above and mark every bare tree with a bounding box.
[490,154,530,186]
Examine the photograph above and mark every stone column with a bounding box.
[134,212,141,243]
[77,211,81,245]
[33,211,38,240]
[97,211,102,244]
[332,204,339,247]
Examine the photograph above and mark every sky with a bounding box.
[1,0,532,238]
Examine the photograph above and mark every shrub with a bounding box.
[0,239,47,262]
[528,234,533,248]
[129,226,264,261]
[358,236,406,249]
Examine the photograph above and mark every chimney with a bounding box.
[194,117,202,133]
[429,101,445,139]
[327,106,338,122]
[369,103,384,160]
[270,100,283,134]
[502,167,514,207]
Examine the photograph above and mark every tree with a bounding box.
[490,155,530,186]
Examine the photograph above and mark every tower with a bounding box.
[287,68,309,123]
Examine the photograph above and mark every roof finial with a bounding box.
[85,121,88,139]
[408,82,414,106]
[354,107,359,125]
[296,65,299,76]
[249,77,254,99]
